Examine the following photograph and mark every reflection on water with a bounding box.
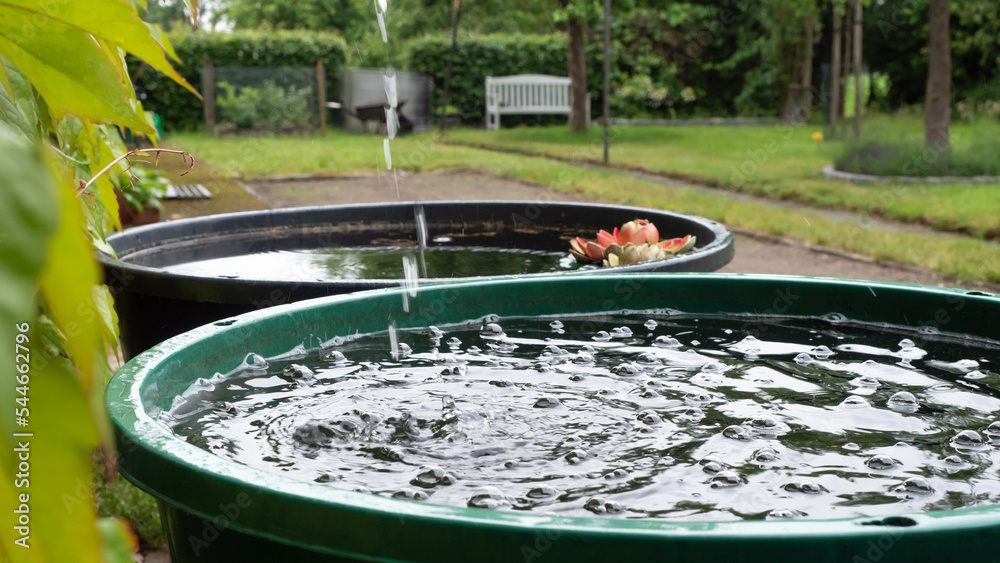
[162,246,586,281]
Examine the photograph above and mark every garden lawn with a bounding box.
[164,132,1000,283]
[444,117,1000,239]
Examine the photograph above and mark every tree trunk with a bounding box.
[830,9,842,136]
[801,14,815,119]
[842,9,851,123]
[853,0,862,137]
[925,0,951,148]
[566,5,588,133]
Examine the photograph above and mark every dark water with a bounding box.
[161,246,584,280]
[167,314,1000,521]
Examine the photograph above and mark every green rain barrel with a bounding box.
[107,274,1000,562]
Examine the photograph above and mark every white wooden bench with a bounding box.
[485,74,590,130]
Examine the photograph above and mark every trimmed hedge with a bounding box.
[407,34,606,126]
[132,30,347,131]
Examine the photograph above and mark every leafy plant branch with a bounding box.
[76,148,196,196]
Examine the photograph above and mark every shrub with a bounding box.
[834,139,1000,177]
[216,80,312,131]
[131,30,347,131]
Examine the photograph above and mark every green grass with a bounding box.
[164,131,1000,283]
[444,117,1000,239]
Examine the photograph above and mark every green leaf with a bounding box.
[0,4,152,132]
[0,124,58,563]
[98,518,138,563]
[38,154,103,387]
[0,57,40,141]
[92,285,120,351]
[0,0,200,98]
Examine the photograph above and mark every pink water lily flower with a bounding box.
[618,219,660,245]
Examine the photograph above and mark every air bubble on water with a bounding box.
[549,320,564,330]
[744,415,788,435]
[446,337,462,349]
[898,339,915,348]
[353,486,372,494]
[701,460,724,474]
[593,331,611,342]
[954,359,981,372]
[865,455,897,471]
[564,449,587,464]
[964,370,987,380]
[701,361,726,373]
[480,323,506,339]
[322,350,347,364]
[282,364,316,387]
[411,466,456,488]
[533,396,561,408]
[809,345,834,359]
[610,326,633,338]
[636,352,659,366]
[488,337,517,352]
[682,407,705,420]
[893,477,933,495]
[843,442,860,451]
[427,326,445,339]
[984,421,1000,436]
[466,345,481,354]
[709,471,742,488]
[794,353,812,365]
[637,410,662,425]
[526,485,561,500]
[783,480,825,494]
[612,363,641,377]
[952,430,987,449]
[752,447,779,464]
[541,345,569,358]
[644,319,658,330]
[851,375,881,387]
[944,455,965,465]
[572,352,595,365]
[839,396,870,409]
[652,335,681,348]
[392,489,430,501]
[887,391,919,412]
[241,353,268,372]
[896,346,926,363]
[685,392,712,406]
[767,509,806,520]
[722,425,752,441]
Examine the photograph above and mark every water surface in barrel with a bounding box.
[167,313,1000,521]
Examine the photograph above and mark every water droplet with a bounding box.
[866,455,897,470]
[952,430,986,449]
[533,396,561,408]
[612,363,640,377]
[783,480,825,494]
[644,319,658,330]
[610,326,633,338]
[722,425,752,441]
[652,335,681,348]
[887,391,919,412]
[467,487,510,509]
[839,396,870,409]
[809,345,833,359]
[709,471,742,488]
